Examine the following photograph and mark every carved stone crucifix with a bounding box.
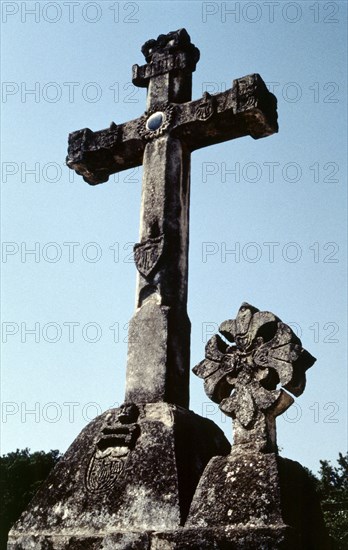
[67,29,278,409]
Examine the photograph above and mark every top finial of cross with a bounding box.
[132,28,200,90]
[140,28,200,64]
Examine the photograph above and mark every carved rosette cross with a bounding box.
[193,303,316,453]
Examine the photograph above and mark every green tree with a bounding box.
[317,452,348,549]
[0,448,61,549]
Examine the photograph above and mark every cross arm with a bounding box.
[66,117,145,185]
[172,74,278,151]
[66,74,277,185]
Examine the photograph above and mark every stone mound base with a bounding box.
[8,403,230,548]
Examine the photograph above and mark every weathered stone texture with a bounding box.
[187,452,284,528]
[66,76,278,186]
[8,404,230,548]
[126,300,190,407]
[185,451,330,549]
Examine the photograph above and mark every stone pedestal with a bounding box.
[187,451,285,528]
[8,403,230,549]
[182,450,331,550]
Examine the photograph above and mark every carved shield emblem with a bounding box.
[134,235,164,278]
[195,92,215,121]
[86,451,124,493]
[85,404,140,494]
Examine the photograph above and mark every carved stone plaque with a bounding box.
[86,404,140,494]
[134,235,164,278]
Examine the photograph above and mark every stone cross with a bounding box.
[67,29,278,409]
[193,303,316,452]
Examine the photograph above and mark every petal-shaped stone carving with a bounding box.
[219,319,237,342]
[205,334,228,362]
[203,368,233,404]
[193,358,220,380]
[284,352,315,397]
[247,310,280,344]
[219,302,258,344]
[193,345,238,403]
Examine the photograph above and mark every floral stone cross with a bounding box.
[193,303,316,453]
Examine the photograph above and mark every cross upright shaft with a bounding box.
[126,31,200,408]
[66,29,278,409]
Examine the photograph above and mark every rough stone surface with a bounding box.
[193,302,316,452]
[11,452,328,549]
[126,301,170,403]
[8,403,230,547]
[7,533,151,550]
[185,451,330,549]
[187,452,284,528]
[127,131,191,407]
[126,300,190,407]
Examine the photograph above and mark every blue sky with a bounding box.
[1,1,347,474]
